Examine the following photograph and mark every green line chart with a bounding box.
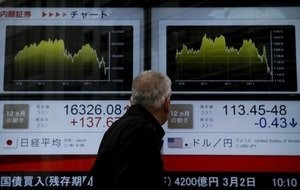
[167,25,297,92]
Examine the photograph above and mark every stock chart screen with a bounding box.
[0,6,300,190]
[0,7,143,94]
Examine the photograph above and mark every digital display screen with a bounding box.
[165,100,300,155]
[4,25,133,92]
[0,100,130,155]
[149,7,300,189]
[1,99,299,189]
[1,100,299,155]
[167,25,296,92]
[1,6,300,190]
[152,7,300,94]
[0,8,143,94]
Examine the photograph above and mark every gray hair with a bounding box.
[130,70,172,109]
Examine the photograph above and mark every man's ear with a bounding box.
[163,96,171,113]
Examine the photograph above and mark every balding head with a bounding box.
[130,70,172,110]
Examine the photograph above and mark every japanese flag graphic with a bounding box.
[3,138,18,148]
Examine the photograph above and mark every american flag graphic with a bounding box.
[167,137,183,148]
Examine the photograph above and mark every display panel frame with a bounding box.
[0,3,300,190]
[0,7,144,95]
[151,7,300,95]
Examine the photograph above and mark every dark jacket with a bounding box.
[89,104,167,190]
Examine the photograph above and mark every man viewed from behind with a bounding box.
[88,70,172,190]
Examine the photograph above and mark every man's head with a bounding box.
[130,70,172,125]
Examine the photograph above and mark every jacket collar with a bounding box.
[125,104,165,139]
